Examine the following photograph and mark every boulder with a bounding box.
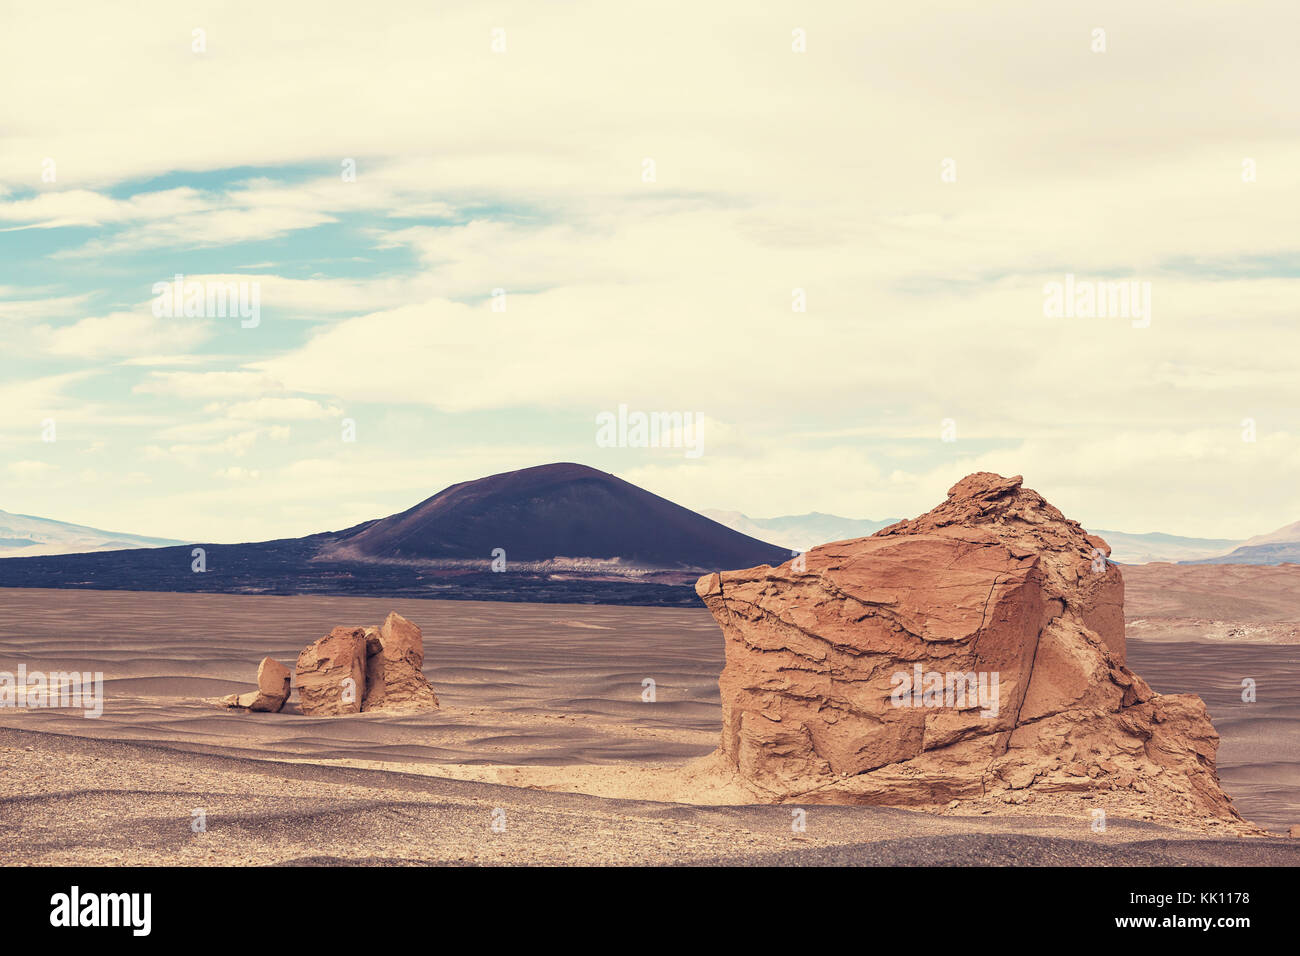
[695,472,1245,827]
[362,612,440,713]
[295,626,368,716]
[221,656,291,712]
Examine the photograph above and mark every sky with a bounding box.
[1,0,1298,543]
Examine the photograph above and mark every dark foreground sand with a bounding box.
[0,587,1297,865]
[4,726,1297,866]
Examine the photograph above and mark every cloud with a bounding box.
[7,460,57,480]
[133,370,284,400]
[0,187,207,229]
[0,291,94,321]
[0,371,105,432]
[34,310,212,359]
[211,397,341,420]
[143,425,291,467]
[177,273,438,318]
[4,172,460,259]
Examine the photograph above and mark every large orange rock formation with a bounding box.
[695,473,1244,827]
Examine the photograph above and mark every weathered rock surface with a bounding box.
[361,612,440,713]
[295,626,368,716]
[695,472,1247,828]
[235,612,440,717]
[221,656,291,712]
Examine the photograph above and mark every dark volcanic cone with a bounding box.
[331,462,789,571]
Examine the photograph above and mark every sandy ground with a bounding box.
[1,585,1297,865]
[1124,562,1300,644]
[4,727,1297,866]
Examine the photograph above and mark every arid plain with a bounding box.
[1,568,1298,866]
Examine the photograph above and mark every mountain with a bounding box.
[328,463,790,569]
[702,509,899,552]
[1089,529,1242,565]
[1240,519,1300,547]
[1182,519,1300,565]
[0,509,186,558]
[0,463,788,606]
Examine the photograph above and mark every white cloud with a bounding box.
[0,371,110,432]
[7,460,57,480]
[0,291,93,321]
[212,397,341,420]
[179,272,436,317]
[133,370,284,400]
[34,310,212,359]
[0,187,206,229]
[143,426,287,466]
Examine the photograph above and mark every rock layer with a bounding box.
[695,473,1245,827]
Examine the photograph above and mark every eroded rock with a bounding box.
[361,612,440,713]
[695,472,1245,827]
[221,656,291,713]
[295,626,368,716]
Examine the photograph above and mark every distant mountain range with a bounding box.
[0,509,186,559]
[5,467,1300,607]
[0,463,788,606]
[1181,520,1300,565]
[701,510,899,553]
[703,511,1253,566]
[1089,530,1243,565]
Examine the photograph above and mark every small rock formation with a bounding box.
[295,612,439,717]
[295,626,368,716]
[695,473,1248,829]
[362,612,440,713]
[222,656,291,713]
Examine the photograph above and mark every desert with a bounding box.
[3,506,1298,866]
[5,1,1297,938]
[4,470,1300,870]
